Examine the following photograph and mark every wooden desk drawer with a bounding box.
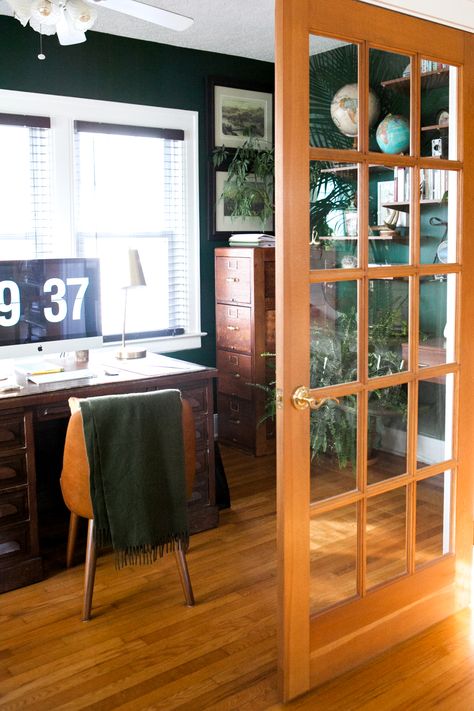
[0,489,28,527]
[217,351,254,400]
[216,256,251,304]
[0,415,25,452]
[0,523,30,561]
[35,402,71,421]
[180,384,209,415]
[0,455,27,491]
[194,416,209,450]
[216,304,252,354]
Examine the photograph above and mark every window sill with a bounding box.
[100,331,206,356]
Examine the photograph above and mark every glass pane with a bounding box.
[419,274,456,366]
[420,170,457,265]
[310,281,358,387]
[420,61,458,159]
[368,277,409,377]
[310,395,357,502]
[416,472,451,567]
[368,384,408,484]
[310,503,358,614]
[369,165,410,266]
[310,161,358,269]
[366,487,407,588]
[417,375,454,469]
[370,49,411,155]
[309,36,359,150]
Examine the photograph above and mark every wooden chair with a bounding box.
[60,397,196,621]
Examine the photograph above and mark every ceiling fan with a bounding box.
[5,0,193,52]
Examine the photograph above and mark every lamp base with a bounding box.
[115,347,147,360]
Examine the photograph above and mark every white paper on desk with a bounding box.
[103,359,203,377]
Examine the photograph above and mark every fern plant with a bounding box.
[258,297,410,469]
[212,135,274,228]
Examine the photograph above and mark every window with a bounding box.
[0,90,201,353]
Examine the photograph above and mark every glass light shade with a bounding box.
[29,15,57,33]
[65,0,97,30]
[6,0,32,25]
[30,0,60,25]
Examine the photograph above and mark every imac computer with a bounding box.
[0,258,102,363]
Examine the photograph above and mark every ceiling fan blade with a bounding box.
[89,0,193,31]
[56,8,87,44]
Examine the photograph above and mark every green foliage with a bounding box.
[309,161,356,239]
[212,135,274,228]
[259,295,410,470]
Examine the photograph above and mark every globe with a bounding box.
[376,114,410,154]
[330,83,380,137]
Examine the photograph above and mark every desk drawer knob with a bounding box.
[232,373,241,379]
[226,277,240,283]
[227,325,239,331]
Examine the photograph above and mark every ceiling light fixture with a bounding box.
[6,0,194,57]
[7,0,97,55]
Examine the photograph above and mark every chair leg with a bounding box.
[174,546,195,607]
[82,519,97,622]
[66,512,79,568]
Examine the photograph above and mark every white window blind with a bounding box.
[74,121,188,341]
[0,114,53,258]
[0,90,201,354]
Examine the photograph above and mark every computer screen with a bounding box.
[0,258,102,359]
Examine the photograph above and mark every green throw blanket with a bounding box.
[79,389,189,567]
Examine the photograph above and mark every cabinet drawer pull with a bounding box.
[232,373,241,379]
[229,418,241,425]
[226,277,240,283]
[227,325,240,331]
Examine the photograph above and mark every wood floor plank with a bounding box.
[0,445,473,710]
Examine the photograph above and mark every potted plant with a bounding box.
[257,296,410,470]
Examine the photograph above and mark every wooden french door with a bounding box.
[275,0,474,701]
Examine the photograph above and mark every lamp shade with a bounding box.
[127,248,146,288]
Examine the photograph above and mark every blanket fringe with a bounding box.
[93,527,190,569]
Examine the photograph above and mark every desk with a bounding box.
[0,352,217,593]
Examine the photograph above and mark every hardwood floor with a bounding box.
[0,445,473,710]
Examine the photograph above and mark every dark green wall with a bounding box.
[0,16,274,367]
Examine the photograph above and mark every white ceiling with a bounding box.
[0,0,473,63]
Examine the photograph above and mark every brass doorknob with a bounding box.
[291,386,340,411]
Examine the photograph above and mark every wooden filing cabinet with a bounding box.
[215,247,275,456]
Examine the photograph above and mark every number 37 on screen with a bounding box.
[0,277,90,327]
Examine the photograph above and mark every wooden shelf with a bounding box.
[380,69,449,94]
[421,123,449,132]
[320,164,392,176]
[316,235,394,241]
[382,199,445,213]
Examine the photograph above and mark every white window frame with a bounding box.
[0,89,203,354]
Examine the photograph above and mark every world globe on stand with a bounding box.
[376,113,410,154]
[330,83,380,137]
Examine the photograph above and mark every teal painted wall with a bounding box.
[0,16,274,367]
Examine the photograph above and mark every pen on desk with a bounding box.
[30,367,64,376]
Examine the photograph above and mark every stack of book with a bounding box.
[229,233,275,247]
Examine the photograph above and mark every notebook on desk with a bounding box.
[27,369,98,385]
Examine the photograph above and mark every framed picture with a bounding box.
[211,170,274,238]
[209,78,273,149]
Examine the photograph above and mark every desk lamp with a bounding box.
[116,249,147,360]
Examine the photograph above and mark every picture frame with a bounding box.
[211,170,274,238]
[209,78,273,150]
